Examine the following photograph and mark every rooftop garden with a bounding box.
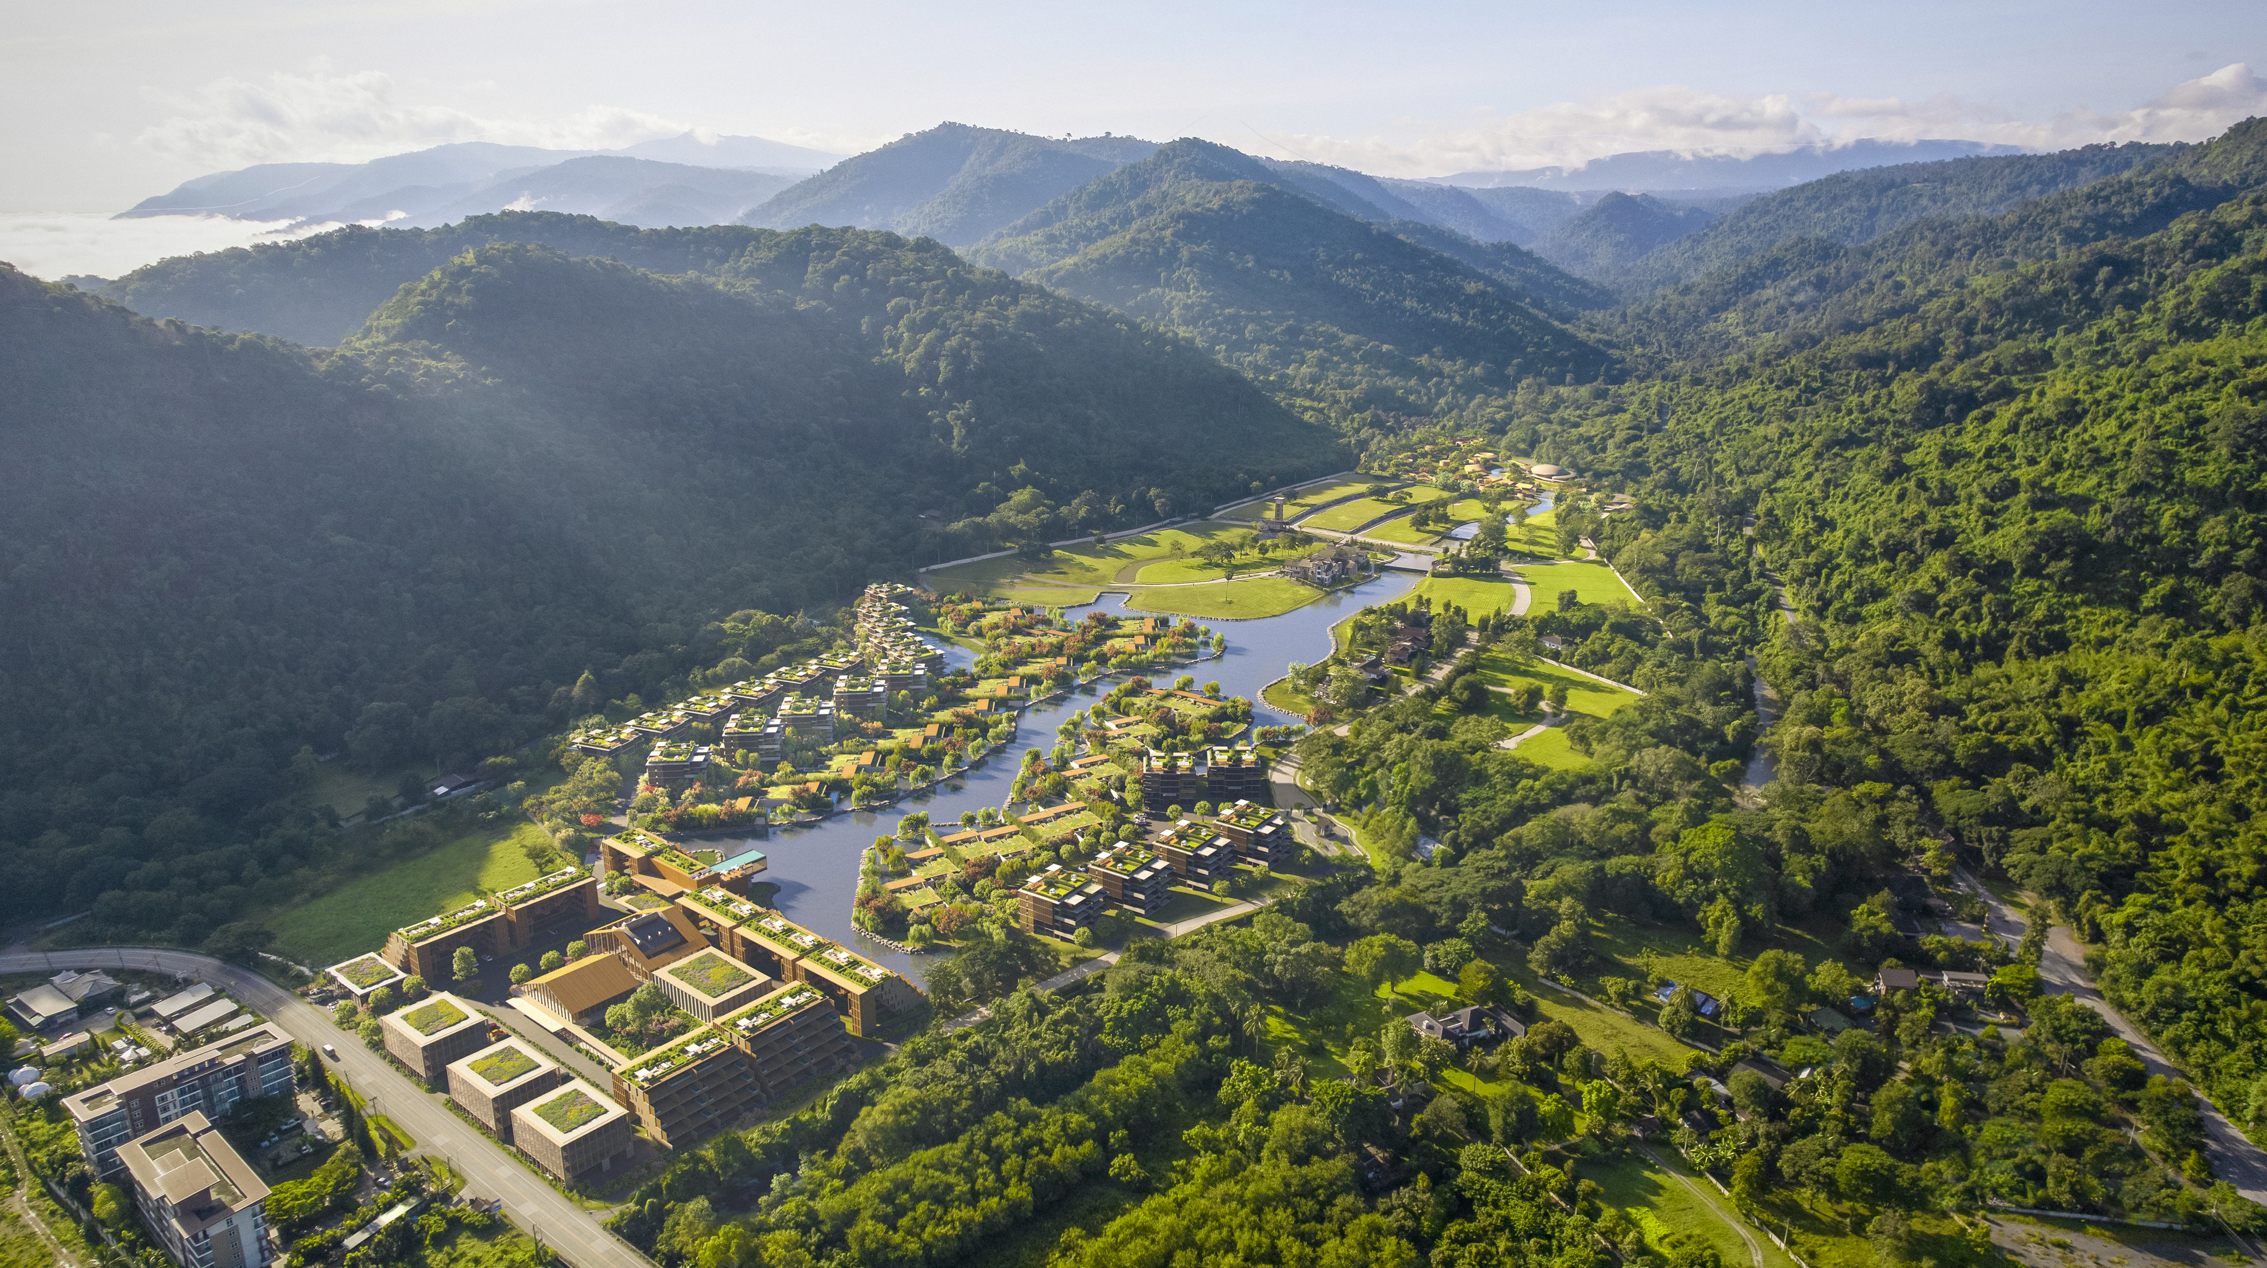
[667,951,757,997]
[778,695,828,717]
[681,888,763,926]
[652,847,722,876]
[1092,845,1162,873]
[648,740,705,763]
[1023,869,1093,901]
[629,709,692,733]
[814,945,890,986]
[750,916,826,956]
[400,997,470,1036]
[624,1028,733,1085]
[568,725,640,750]
[1217,802,1279,830]
[531,1086,611,1133]
[494,867,584,907]
[607,827,671,856]
[681,693,733,715]
[721,985,823,1037]
[468,1044,542,1086]
[331,955,399,990]
[397,898,497,942]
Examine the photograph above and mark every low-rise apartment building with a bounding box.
[379,869,599,980]
[380,994,494,1086]
[65,1024,295,1178]
[1018,866,1105,941]
[1151,820,1234,887]
[651,950,777,1022]
[118,1111,271,1268]
[510,1080,634,1183]
[1138,750,1203,809]
[445,1039,562,1143]
[718,984,856,1099]
[775,694,835,741]
[1212,800,1289,865]
[611,1027,757,1150]
[832,675,888,722]
[643,740,711,781]
[1086,842,1173,915]
[1206,744,1266,801]
[735,912,925,1036]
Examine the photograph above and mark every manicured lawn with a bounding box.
[1589,1149,1799,1268]
[929,525,1263,596]
[991,584,1100,605]
[1515,559,1644,608]
[1140,887,1236,928]
[1134,536,1325,584]
[1125,575,1320,619]
[1502,727,1590,770]
[1262,676,1321,717]
[1414,575,1521,615]
[1365,516,1445,546]
[1248,477,1380,518]
[262,821,548,967]
[1473,649,1639,719]
[1507,962,1697,1068]
[1301,488,1453,533]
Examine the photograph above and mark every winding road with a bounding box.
[1952,875,2267,1203]
[0,948,653,1268]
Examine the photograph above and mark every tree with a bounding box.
[1986,962,2042,1008]
[1458,958,1507,1008]
[401,974,427,999]
[1835,1143,1902,1208]
[452,946,480,982]
[367,985,397,1016]
[566,939,589,961]
[539,951,563,973]
[510,963,533,985]
[1743,949,1807,1020]
[91,1183,128,1227]
[357,1017,383,1048]
[1345,934,1421,993]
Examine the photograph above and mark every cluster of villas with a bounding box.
[323,829,924,1177]
[1015,801,1291,939]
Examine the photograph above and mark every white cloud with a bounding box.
[0,211,357,281]
[137,65,688,168]
[1265,64,2267,177]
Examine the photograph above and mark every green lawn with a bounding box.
[1506,959,1697,1068]
[1218,477,1379,521]
[928,525,1265,596]
[1589,1149,1798,1268]
[1413,575,1521,615]
[1514,559,1644,608]
[1502,728,1590,770]
[1300,488,1454,533]
[1473,649,1639,720]
[262,820,548,967]
[1262,676,1321,717]
[1125,575,1320,619]
[1134,537,1324,584]
[1365,516,1445,546]
[532,1088,609,1133]
[468,1045,541,1086]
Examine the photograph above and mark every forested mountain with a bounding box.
[1440,136,2022,192]
[394,156,797,229]
[1532,191,1717,276]
[0,234,1331,940]
[1618,142,2178,293]
[739,123,1158,245]
[96,213,770,345]
[972,139,1611,433]
[1380,219,1618,316]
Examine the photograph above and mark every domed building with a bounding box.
[1530,462,1573,480]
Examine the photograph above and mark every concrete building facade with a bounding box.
[117,1111,271,1268]
[65,1024,295,1178]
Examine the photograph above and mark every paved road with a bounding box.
[0,949,653,1268]
[1951,878,2267,1203]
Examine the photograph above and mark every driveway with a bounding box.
[0,948,653,1268]
[1952,875,2267,1203]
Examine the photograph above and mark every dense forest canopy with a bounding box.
[0,229,1331,938]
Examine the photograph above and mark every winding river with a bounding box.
[720,570,1420,985]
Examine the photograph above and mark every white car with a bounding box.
[321,1044,339,1060]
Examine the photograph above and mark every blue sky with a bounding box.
[5,0,2265,210]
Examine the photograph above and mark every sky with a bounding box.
[3,0,2265,274]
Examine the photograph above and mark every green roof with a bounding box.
[720,986,824,1037]
[468,1045,542,1087]
[399,998,470,1037]
[531,1087,611,1133]
[332,955,399,989]
[623,1028,734,1085]
[666,952,757,998]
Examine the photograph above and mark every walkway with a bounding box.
[1953,874,2267,1203]
[941,951,1121,1034]
[0,1109,79,1267]
[0,949,654,1268]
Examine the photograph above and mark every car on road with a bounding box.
[321,1044,339,1060]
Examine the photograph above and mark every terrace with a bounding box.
[1023,868,1094,901]
[721,986,823,1037]
[331,955,400,990]
[751,916,827,957]
[400,997,470,1037]
[628,710,694,736]
[814,946,889,987]
[623,1027,733,1085]
[1217,801,1279,831]
[652,846,723,878]
[681,888,763,927]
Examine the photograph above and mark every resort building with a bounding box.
[520,953,643,1026]
[1138,750,1203,809]
[643,740,711,781]
[832,675,888,722]
[719,984,857,1099]
[721,712,780,764]
[65,1024,295,1178]
[567,723,643,757]
[651,950,777,1022]
[1151,820,1234,887]
[721,678,785,713]
[1086,842,1173,915]
[117,1112,271,1268]
[1018,865,1106,941]
[445,1039,562,1143]
[775,694,835,741]
[611,1026,758,1149]
[736,912,925,1036]
[379,994,494,1086]
[1205,745,1266,801]
[379,869,599,980]
[324,954,405,1004]
[1213,800,1290,865]
[672,887,770,965]
[586,907,712,981]
[625,709,693,738]
[875,662,928,696]
[510,1079,634,1183]
[598,828,766,899]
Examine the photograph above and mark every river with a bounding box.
[718,569,1420,985]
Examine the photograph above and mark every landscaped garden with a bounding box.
[468,1045,542,1086]
[667,951,757,997]
[531,1087,609,1133]
[401,997,469,1036]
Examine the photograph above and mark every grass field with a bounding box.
[1413,575,1521,615]
[1514,559,1643,608]
[1473,649,1640,719]
[1502,727,1590,770]
[1363,515,1445,546]
[1123,574,1320,619]
[927,525,1260,596]
[263,820,548,966]
[1506,959,1698,1067]
[1590,1149,1798,1268]
[1300,487,1454,533]
[1216,477,1379,521]
[304,762,425,820]
[1262,676,1322,717]
[1134,537,1323,584]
